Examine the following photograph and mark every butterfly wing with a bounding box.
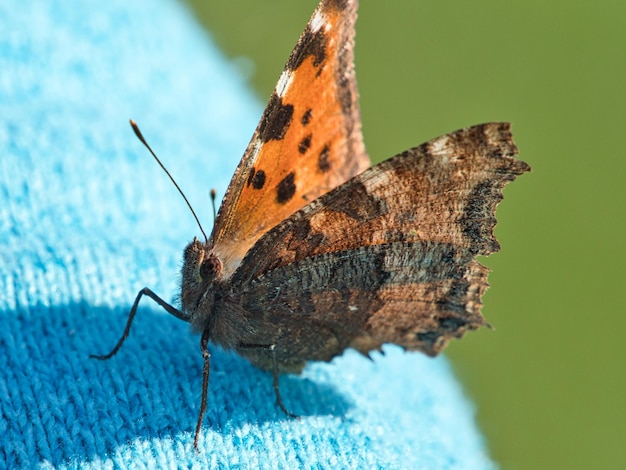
[231,123,530,368]
[212,0,369,279]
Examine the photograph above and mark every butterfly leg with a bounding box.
[238,343,298,418]
[90,287,190,360]
[193,327,211,451]
[270,344,298,419]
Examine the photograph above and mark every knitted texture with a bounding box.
[0,1,495,468]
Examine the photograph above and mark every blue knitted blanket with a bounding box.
[0,1,494,468]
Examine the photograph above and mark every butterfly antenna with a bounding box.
[129,119,209,243]
[210,189,217,226]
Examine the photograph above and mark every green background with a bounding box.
[186,1,625,468]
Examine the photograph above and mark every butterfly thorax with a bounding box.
[181,238,261,351]
[180,238,222,330]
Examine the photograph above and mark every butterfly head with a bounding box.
[180,237,222,321]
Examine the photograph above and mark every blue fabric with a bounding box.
[0,1,495,468]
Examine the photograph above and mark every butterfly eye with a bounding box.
[199,254,222,282]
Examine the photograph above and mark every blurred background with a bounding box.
[184,0,625,468]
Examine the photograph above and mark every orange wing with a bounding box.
[211,0,370,279]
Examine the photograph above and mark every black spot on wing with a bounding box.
[301,108,313,126]
[247,168,266,190]
[318,144,331,172]
[258,94,294,142]
[276,172,296,204]
[298,134,312,155]
[287,27,327,71]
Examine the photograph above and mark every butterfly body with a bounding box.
[94,0,530,449]
[182,239,348,374]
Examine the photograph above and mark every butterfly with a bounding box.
[93,0,530,449]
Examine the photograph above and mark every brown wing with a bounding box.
[211,0,369,279]
[233,123,530,365]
